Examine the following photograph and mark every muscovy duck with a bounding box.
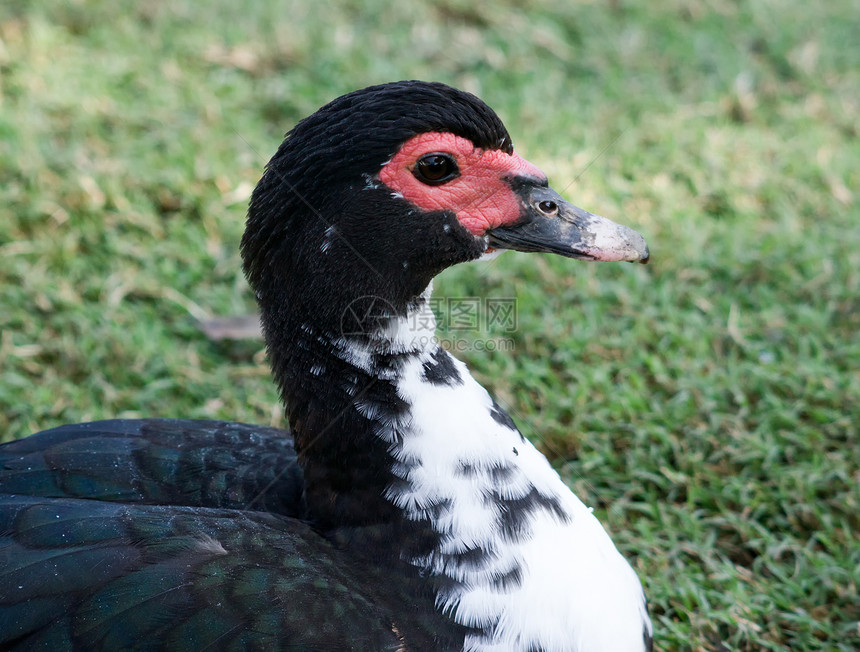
[0,81,652,651]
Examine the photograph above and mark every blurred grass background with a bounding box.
[0,0,857,649]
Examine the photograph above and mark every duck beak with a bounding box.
[486,183,650,264]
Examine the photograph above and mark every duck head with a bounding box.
[241,80,648,331]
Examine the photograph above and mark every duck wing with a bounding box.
[0,495,464,650]
[0,419,304,516]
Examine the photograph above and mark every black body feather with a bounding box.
[0,420,469,650]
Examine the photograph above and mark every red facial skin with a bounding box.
[378,132,547,236]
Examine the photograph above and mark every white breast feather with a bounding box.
[388,350,651,651]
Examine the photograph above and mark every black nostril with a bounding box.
[537,200,558,216]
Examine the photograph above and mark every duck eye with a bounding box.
[413,153,459,185]
[537,200,558,216]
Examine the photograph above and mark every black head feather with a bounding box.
[241,81,512,320]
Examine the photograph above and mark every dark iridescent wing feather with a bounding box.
[0,496,406,650]
[0,421,466,650]
[0,419,305,516]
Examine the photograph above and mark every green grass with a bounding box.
[1,1,857,649]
